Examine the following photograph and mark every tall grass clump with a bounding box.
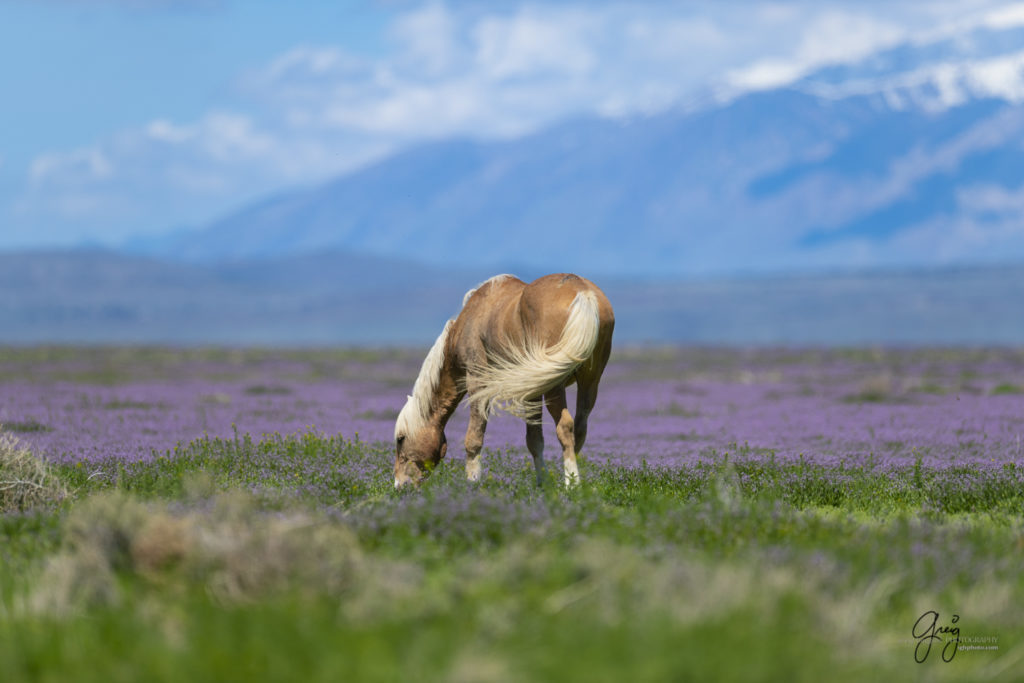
[0,430,68,513]
[31,490,369,616]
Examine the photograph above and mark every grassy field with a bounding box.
[2,348,1023,681]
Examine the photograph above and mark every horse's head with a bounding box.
[393,399,448,488]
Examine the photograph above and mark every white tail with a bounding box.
[467,291,600,419]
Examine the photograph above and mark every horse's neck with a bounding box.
[432,319,465,426]
[429,359,463,427]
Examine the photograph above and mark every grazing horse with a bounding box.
[393,273,614,488]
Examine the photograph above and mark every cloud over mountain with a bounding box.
[3,0,1023,275]
[10,1,1017,252]
[128,9,1024,277]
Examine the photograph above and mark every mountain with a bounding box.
[5,250,1024,345]
[131,20,1024,278]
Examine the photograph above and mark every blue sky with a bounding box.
[1,0,1019,250]
[0,1,389,165]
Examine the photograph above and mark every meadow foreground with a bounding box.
[1,347,1023,681]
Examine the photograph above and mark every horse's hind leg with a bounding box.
[465,403,487,482]
[573,377,601,455]
[574,336,611,456]
[525,404,545,486]
[545,388,578,487]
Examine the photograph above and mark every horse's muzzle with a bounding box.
[393,461,429,488]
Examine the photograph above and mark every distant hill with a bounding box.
[0,250,493,345]
[4,250,1024,345]
[131,21,1024,277]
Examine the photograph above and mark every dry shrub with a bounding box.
[33,490,366,615]
[131,513,193,574]
[446,651,521,683]
[31,546,120,617]
[192,493,363,604]
[460,537,819,631]
[0,430,68,513]
[64,492,150,568]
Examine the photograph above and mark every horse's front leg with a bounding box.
[464,403,488,482]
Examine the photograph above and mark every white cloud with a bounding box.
[257,45,369,86]
[797,49,1024,111]
[195,113,275,162]
[982,2,1024,29]
[146,119,194,143]
[473,8,598,80]
[728,11,906,90]
[958,182,1024,215]
[967,50,1024,100]
[390,3,462,76]
[885,206,1024,263]
[30,147,114,185]
[243,4,787,142]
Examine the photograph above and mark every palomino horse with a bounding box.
[393,273,614,488]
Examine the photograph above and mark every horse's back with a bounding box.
[455,272,614,369]
[520,274,614,350]
[456,272,614,417]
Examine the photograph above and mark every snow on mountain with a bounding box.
[796,24,1024,111]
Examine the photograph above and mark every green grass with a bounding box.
[2,433,1023,682]
[1,419,53,433]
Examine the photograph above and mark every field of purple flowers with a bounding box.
[2,346,1023,681]
[5,346,1024,472]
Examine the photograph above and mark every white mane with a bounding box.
[395,319,452,440]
